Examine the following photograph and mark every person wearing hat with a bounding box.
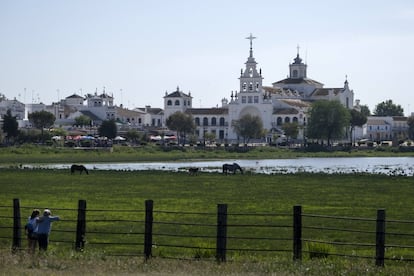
[37,209,60,251]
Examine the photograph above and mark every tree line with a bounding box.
[1,99,413,146]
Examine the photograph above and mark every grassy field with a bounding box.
[1,168,414,274]
[1,143,414,164]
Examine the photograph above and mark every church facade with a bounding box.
[163,34,356,143]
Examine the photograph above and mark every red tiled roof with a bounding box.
[272,77,323,86]
[311,88,343,96]
[273,108,299,115]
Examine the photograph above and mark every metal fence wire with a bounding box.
[1,200,414,265]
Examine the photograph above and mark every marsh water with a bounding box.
[24,157,414,176]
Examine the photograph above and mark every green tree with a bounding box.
[349,109,367,144]
[281,122,299,144]
[74,115,91,127]
[373,100,404,116]
[98,120,117,139]
[166,112,195,145]
[28,110,56,140]
[2,109,19,144]
[125,129,141,145]
[232,114,264,143]
[306,100,350,146]
[407,116,414,140]
[359,105,371,117]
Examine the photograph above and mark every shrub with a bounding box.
[193,242,214,259]
[306,242,334,259]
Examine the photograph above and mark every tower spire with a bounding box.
[246,33,256,57]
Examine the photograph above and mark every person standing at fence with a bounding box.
[25,209,40,254]
[37,209,60,251]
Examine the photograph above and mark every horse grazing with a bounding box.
[70,164,89,175]
[222,163,243,175]
[188,167,199,175]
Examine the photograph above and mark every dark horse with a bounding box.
[188,167,199,175]
[222,163,243,174]
[70,164,89,175]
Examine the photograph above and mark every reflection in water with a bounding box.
[23,157,414,176]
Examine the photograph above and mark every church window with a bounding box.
[167,100,172,106]
[256,82,259,91]
[138,118,142,124]
[203,117,208,126]
[248,96,253,103]
[249,82,253,91]
[219,117,225,126]
[249,68,253,77]
[285,117,290,123]
[195,117,200,126]
[242,96,246,103]
[293,70,298,78]
[242,83,247,91]
[254,96,259,103]
[175,100,180,106]
[211,117,217,126]
[277,117,282,126]
[188,100,191,106]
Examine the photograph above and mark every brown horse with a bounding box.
[70,164,89,175]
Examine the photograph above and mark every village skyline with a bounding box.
[1,1,414,114]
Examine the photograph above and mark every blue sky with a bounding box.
[1,0,413,114]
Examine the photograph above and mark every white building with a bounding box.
[163,34,356,143]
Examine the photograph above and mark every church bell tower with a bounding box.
[239,33,263,94]
[289,46,307,79]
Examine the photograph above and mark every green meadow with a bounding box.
[1,143,414,165]
[1,167,414,274]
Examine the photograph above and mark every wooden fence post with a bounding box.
[144,199,153,260]
[293,205,302,261]
[375,209,386,267]
[75,199,87,251]
[216,203,228,262]
[12,198,22,252]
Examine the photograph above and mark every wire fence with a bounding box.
[1,199,414,266]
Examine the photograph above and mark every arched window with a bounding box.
[277,117,282,126]
[293,117,298,122]
[167,100,172,106]
[219,117,225,126]
[242,83,247,91]
[195,117,200,126]
[211,117,217,126]
[175,100,180,106]
[285,117,290,123]
[249,82,253,91]
[293,70,298,78]
[203,117,208,126]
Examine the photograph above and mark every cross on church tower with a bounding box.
[246,33,256,49]
[246,33,256,57]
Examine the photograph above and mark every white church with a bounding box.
[163,34,356,143]
[2,34,358,143]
